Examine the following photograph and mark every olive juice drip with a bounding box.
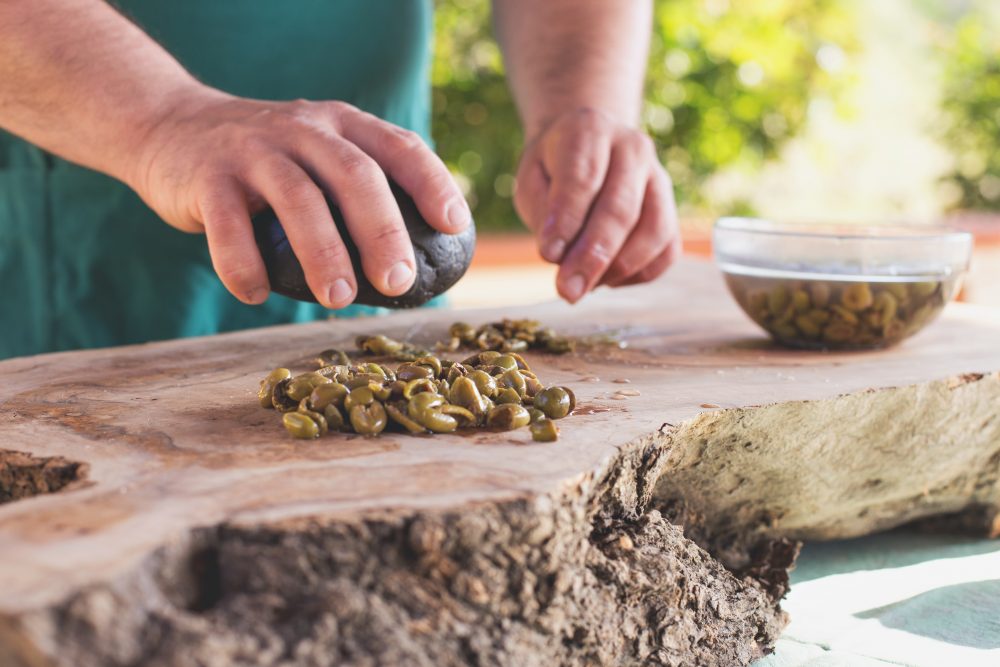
[257,319,586,442]
[724,271,958,350]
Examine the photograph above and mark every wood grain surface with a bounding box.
[1,258,998,667]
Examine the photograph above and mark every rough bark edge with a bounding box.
[2,433,786,667]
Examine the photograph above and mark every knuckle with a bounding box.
[338,151,381,181]
[577,240,615,271]
[216,261,262,289]
[367,222,408,248]
[566,154,604,191]
[384,126,427,154]
[305,241,352,271]
[599,188,641,223]
[275,177,321,208]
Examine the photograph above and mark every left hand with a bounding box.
[513,108,681,303]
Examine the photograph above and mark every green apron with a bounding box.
[0,0,434,360]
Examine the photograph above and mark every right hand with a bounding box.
[124,85,471,308]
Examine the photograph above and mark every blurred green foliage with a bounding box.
[939,13,1000,211]
[432,0,857,231]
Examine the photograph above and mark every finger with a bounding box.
[199,176,270,305]
[540,110,613,262]
[513,149,549,233]
[600,167,679,287]
[616,237,682,286]
[555,137,650,303]
[295,137,416,297]
[248,155,357,309]
[339,110,471,234]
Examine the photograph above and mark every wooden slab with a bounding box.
[1,259,998,667]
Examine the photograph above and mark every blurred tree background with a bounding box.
[432,0,1000,231]
[431,0,858,232]
[938,8,1000,211]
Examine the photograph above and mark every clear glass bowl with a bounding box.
[713,218,973,350]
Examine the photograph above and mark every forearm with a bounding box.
[0,0,215,184]
[493,0,652,141]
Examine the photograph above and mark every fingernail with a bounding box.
[542,238,566,263]
[327,278,354,307]
[446,198,471,231]
[246,287,269,304]
[564,273,586,303]
[387,262,415,291]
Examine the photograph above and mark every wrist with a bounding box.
[116,80,231,194]
[522,104,639,148]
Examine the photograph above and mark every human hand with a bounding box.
[125,86,471,308]
[513,108,681,303]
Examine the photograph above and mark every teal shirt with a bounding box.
[0,1,434,359]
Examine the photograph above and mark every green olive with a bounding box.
[486,403,531,431]
[476,328,506,350]
[545,337,574,354]
[794,314,821,338]
[809,282,831,308]
[527,407,546,423]
[873,291,899,328]
[357,334,404,356]
[830,304,859,326]
[315,349,350,367]
[440,404,477,428]
[408,390,444,413]
[449,321,477,344]
[498,369,527,398]
[500,339,529,352]
[507,352,531,372]
[413,356,444,378]
[533,386,573,419]
[495,387,523,405]
[415,409,458,433]
[350,402,388,436]
[271,378,299,412]
[386,402,427,434]
[344,386,375,411]
[283,412,320,439]
[323,403,346,431]
[258,367,292,408]
[403,378,438,400]
[805,308,831,325]
[911,281,938,298]
[770,322,798,340]
[287,373,331,402]
[397,363,434,382]
[791,289,811,313]
[492,355,519,372]
[840,282,874,311]
[297,399,329,435]
[358,362,388,380]
[823,320,855,343]
[530,418,559,442]
[308,382,349,411]
[767,285,790,316]
[467,370,498,398]
[445,362,469,384]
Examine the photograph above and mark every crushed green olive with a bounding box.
[344,386,375,411]
[386,402,427,434]
[495,387,523,404]
[323,404,346,432]
[530,418,559,442]
[258,368,292,408]
[467,370,498,398]
[297,399,329,435]
[726,273,956,350]
[350,402,388,436]
[308,383,349,411]
[283,412,320,440]
[486,403,531,431]
[260,321,582,440]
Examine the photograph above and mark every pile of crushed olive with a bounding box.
[257,325,577,442]
[725,274,954,349]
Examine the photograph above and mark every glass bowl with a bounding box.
[713,218,973,350]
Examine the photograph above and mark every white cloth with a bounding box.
[753,530,1000,667]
